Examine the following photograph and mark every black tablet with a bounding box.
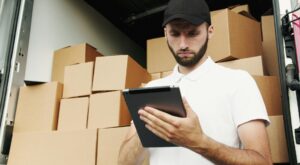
[122,86,186,147]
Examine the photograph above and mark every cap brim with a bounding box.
[162,14,205,27]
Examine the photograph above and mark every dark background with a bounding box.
[85,0,273,50]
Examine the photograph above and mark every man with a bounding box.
[118,0,272,164]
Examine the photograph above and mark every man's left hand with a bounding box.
[138,98,206,148]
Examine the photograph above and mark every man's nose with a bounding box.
[179,35,188,50]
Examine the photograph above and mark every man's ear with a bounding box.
[207,25,214,39]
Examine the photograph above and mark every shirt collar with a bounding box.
[170,57,215,82]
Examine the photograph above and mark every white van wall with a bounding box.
[25,0,145,82]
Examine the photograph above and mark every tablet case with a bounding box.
[123,86,186,147]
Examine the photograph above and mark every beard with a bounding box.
[167,36,209,67]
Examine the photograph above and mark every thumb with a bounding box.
[182,97,194,117]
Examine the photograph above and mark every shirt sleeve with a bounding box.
[231,71,270,128]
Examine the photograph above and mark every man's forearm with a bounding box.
[118,133,147,165]
[190,135,272,165]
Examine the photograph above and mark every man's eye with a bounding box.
[188,31,199,37]
[170,32,180,37]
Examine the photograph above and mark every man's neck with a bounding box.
[178,55,208,75]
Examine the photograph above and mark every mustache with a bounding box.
[176,49,195,54]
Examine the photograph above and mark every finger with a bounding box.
[139,109,174,133]
[145,124,170,142]
[144,106,181,128]
[139,114,170,137]
[182,97,194,117]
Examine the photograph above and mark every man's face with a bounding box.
[165,20,210,67]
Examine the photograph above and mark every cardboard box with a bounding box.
[211,5,250,17]
[88,91,131,129]
[147,37,177,73]
[8,129,97,165]
[63,62,94,98]
[207,9,262,62]
[97,126,150,165]
[267,115,289,163]
[229,4,249,14]
[218,56,264,75]
[261,15,279,76]
[253,76,282,116]
[52,43,102,83]
[58,97,89,131]
[14,82,63,132]
[92,55,150,92]
[150,72,161,80]
[97,126,150,164]
[97,127,129,165]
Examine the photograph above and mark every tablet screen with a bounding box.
[123,86,186,147]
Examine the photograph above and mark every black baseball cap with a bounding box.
[162,0,211,27]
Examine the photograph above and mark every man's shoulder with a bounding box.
[212,64,256,87]
[215,63,253,78]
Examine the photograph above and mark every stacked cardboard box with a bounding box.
[261,15,280,77]
[63,62,94,98]
[88,91,131,129]
[8,130,98,165]
[207,8,262,62]
[9,43,151,165]
[146,6,288,164]
[229,4,249,13]
[51,43,103,83]
[13,82,63,133]
[92,55,151,91]
[58,97,89,130]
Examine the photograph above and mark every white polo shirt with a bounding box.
[145,57,270,165]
